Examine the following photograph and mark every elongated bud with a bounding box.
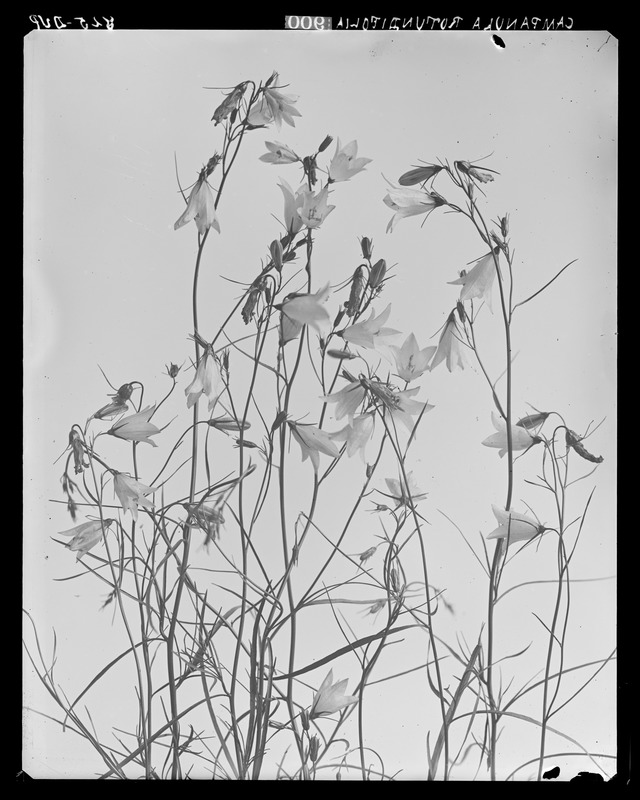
[334,307,346,328]
[270,239,283,271]
[318,135,333,153]
[326,349,357,360]
[369,258,387,289]
[300,708,310,732]
[208,416,251,432]
[242,288,261,324]
[166,363,181,379]
[303,155,317,186]
[206,153,222,176]
[398,164,442,185]
[309,734,320,762]
[234,438,259,449]
[456,301,466,323]
[516,411,550,430]
[500,214,509,239]
[264,70,277,88]
[113,383,135,402]
[360,237,373,260]
[271,410,288,432]
[366,463,375,479]
[341,369,357,382]
[345,266,367,317]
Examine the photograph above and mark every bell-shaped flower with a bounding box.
[341,304,400,351]
[174,171,220,235]
[323,378,367,422]
[429,310,468,372]
[279,283,331,345]
[390,333,437,382]
[309,669,358,719]
[328,139,372,183]
[456,160,499,184]
[367,380,434,434]
[278,178,305,236]
[482,412,541,458]
[330,413,375,460]
[448,248,500,312]
[113,472,157,522]
[486,505,545,544]
[185,348,224,412]
[383,186,447,233]
[298,185,335,229]
[108,405,161,447]
[248,73,301,128]
[288,421,340,472]
[384,472,427,508]
[58,518,115,561]
[259,141,299,165]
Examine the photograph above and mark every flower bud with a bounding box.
[500,214,509,239]
[516,411,550,430]
[369,259,387,289]
[318,135,333,153]
[360,237,373,260]
[333,307,346,328]
[398,165,442,186]
[269,239,283,271]
[264,70,277,88]
[242,288,261,324]
[309,734,320,762]
[300,708,310,732]
[114,383,135,402]
[206,153,221,176]
[345,266,367,317]
[234,438,259,449]
[166,363,181,379]
[303,155,317,186]
[208,416,251,432]
[326,349,357,360]
[456,301,466,323]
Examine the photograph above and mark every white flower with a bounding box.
[429,310,468,372]
[448,248,500,312]
[482,411,539,458]
[390,333,436,382]
[259,141,299,165]
[289,421,340,472]
[330,413,375,460]
[486,505,545,544]
[248,73,301,128]
[113,473,157,522]
[185,348,224,412]
[174,172,220,235]
[57,519,115,561]
[323,379,367,422]
[328,139,372,183]
[108,406,161,447]
[342,304,400,351]
[367,381,433,434]
[383,186,446,233]
[278,178,305,235]
[280,283,331,344]
[384,472,427,507]
[310,670,358,719]
[298,185,335,229]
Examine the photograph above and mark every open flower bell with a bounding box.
[482,412,541,458]
[448,248,500,312]
[486,505,546,544]
[383,186,446,233]
[309,669,358,719]
[429,309,468,372]
[58,519,115,561]
[185,347,224,412]
[108,406,161,447]
[174,169,220,235]
[113,473,157,522]
[328,139,372,183]
[288,421,340,472]
[391,333,436,382]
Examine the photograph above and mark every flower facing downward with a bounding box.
[113,473,157,522]
[324,379,367,422]
[384,472,427,508]
[482,412,541,458]
[366,381,433,434]
[391,333,437,382]
[429,310,468,372]
[328,139,372,183]
[288,421,340,472]
[309,670,358,719]
[279,283,331,345]
[108,406,161,447]
[456,160,499,184]
[58,519,115,561]
[448,248,500,312]
[278,179,305,236]
[330,413,375,461]
[341,304,400,351]
[174,170,220,235]
[259,141,299,165]
[248,73,301,128]
[486,505,546,544]
[185,348,224,412]
[383,186,447,233]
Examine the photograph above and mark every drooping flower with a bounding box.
[429,310,468,372]
[113,472,157,522]
[384,472,427,508]
[383,186,447,233]
[259,141,300,165]
[330,413,375,460]
[309,670,358,719]
[323,378,367,422]
[288,421,340,472]
[57,518,115,561]
[185,347,224,412]
[278,178,305,235]
[279,283,331,344]
[486,505,546,544]
[565,429,604,463]
[298,185,335,229]
[248,73,301,128]
[174,170,220,235]
[341,304,400,351]
[390,333,437,382]
[448,248,500,312]
[366,381,434,434]
[482,411,541,458]
[108,405,161,447]
[68,428,88,474]
[398,164,443,186]
[328,139,372,183]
